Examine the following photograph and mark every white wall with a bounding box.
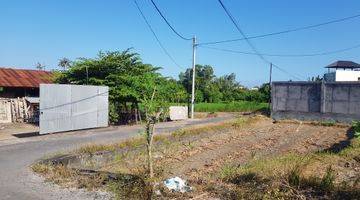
[335,70,360,82]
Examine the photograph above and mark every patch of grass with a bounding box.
[320,166,335,191]
[107,175,151,200]
[194,101,268,113]
[32,163,110,190]
[287,165,302,187]
[217,137,360,199]
[77,144,117,154]
[320,120,336,127]
[32,163,51,174]
[171,116,258,138]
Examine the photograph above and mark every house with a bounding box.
[0,67,53,98]
[323,61,360,82]
[0,67,53,123]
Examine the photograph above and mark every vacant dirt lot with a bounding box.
[34,115,358,199]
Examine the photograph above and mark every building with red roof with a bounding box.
[0,67,53,98]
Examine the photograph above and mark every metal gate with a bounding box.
[39,84,108,134]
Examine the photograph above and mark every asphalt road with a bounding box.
[0,115,233,200]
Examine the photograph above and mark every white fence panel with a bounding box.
[40,84,108,134]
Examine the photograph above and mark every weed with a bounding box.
[107,174,151,200]
[232,117,248,128]
[77,144,116,154]
[320,120,336,127]
[31,163,50,174]
[288,165,301,187]
[219,165,238,181]
[320,166,335,191]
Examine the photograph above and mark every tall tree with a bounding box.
[58,58,71,71]
[54,49,179,123]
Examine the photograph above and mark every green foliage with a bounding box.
[54,49,185,124]
[55,50,271,124]
[179,65,270,103]
[352,121,360,137]
[194,101,268,112]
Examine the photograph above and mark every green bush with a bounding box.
[352,121,360,137]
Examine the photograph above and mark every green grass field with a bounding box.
[193,101,269,113]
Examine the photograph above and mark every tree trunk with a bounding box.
[146,121,155,178]
[135,108,138,124]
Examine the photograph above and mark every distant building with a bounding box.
[0,67,53,98]
[0,68,53,123]
[324,61,360,82]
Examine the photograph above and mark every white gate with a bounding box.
[40,84,108,134]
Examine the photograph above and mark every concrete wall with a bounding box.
[271,81,360,123]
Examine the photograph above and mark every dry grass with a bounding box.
[77,116,257,155]
[217,137,360,199]
[31,163,107,189]
[32,115,261,199]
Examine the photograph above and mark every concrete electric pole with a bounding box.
[191,36,197,119]
[268,62,273,110]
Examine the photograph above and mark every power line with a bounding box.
[217,0,303,81]
[199,43,360,57]
[217,0,267,62]
[198,13,360,46]
[150,0,192,41]
[271,64,305,81]
[134,0,185,70]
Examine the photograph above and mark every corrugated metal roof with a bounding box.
[0,68,53,88]
[25,97,40,104]
[326,60,360,69]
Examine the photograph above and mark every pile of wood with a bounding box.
[0,98,38,123]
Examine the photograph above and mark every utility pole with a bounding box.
[86,65,89,85]
[268,63,273,110]
[269,62,273,84]
[190,36,197,119]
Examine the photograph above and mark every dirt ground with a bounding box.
[155,116,350,179]
[0,123,39,140]
[95,115,353,198]
[35,115,356,199]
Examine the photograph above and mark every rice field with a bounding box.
[194,101,269,112]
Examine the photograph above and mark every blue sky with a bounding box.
[1,0,360,87]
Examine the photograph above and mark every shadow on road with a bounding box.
[12,131,40,138]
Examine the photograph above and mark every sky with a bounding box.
[0,0,360,87]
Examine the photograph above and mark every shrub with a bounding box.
[352,121,360,137]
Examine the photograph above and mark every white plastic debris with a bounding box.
[163,177,192,193]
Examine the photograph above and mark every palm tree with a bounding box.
[58,58,71,71]
[35,62,45,70]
